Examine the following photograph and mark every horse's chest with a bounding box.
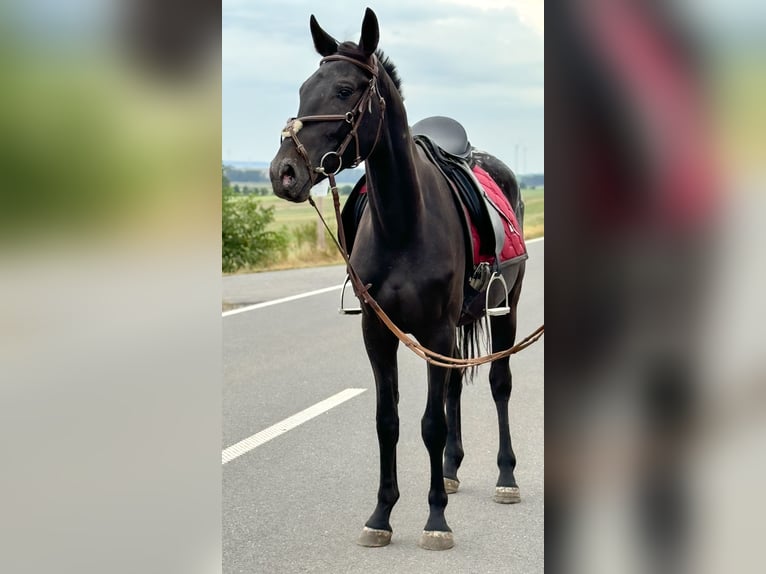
[356,259,458,328]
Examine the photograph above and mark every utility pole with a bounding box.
[523,146,527,175]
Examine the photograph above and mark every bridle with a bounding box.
[280,54,386,185]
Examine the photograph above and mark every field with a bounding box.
[254,192,342,233]
[521,187,544,239]
[241,186,544,237]
[231,185,544,271]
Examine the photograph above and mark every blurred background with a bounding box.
[546,0,766,573]
[0,1,221,573]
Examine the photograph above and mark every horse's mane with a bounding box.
[337,42,403,99]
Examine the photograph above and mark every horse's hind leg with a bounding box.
[357,315,400,547]
[489,266,525,504]
[443,361,464,494]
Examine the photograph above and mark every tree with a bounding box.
[222,171,287,272]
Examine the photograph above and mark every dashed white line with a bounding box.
[222,387,367,465]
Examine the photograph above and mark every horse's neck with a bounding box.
[364,92,423,245]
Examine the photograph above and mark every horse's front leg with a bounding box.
[419,326,456,550]
[443,359,464,494]
[357,313,400,548]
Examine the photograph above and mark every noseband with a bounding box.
[280,54,386,184]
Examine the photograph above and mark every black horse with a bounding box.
[270,8,526,550]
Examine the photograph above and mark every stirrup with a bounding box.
[485,272,510,317]
[338,275,362,315]
[485,272,510,351]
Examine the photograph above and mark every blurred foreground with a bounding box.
[547,1,766,573]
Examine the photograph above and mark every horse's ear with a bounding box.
[310,15,338,57]
[358,8,379,58]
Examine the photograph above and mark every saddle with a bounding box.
[411,115,472,159]
[413,134,503,267]
[339,116,527,324]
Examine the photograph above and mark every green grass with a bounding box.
[238,185,544,239]
[521,187,544,239]
[229,184,543,273]
[255,193,339,232]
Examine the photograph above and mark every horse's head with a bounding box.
[270,8,386,202]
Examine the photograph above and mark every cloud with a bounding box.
[223,0,544,172]
[438,0,544,36]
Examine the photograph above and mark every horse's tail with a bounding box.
[456,319,486,382]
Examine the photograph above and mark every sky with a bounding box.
[222,0,544,174]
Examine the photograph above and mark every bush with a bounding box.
[290,222,317,249]
[222,174,287,272]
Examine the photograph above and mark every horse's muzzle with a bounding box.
[270,154,312,203]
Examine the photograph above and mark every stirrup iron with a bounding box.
[339,275,362,315]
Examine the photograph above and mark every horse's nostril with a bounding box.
[280,164,295,178]
[280,163,296,188]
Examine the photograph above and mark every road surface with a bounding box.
[223,239,544,573]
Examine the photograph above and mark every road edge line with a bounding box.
[223,284,343,317]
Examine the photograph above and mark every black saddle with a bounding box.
[339,117,524,325]
[411,116,472,159]
[411,116,510,263]
[341,117,507,264]
[412,135,494,257]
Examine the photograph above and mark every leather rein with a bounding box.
[281,54,544,369]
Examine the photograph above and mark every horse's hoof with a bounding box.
[357,526,392,547]
[494,485,521,504]
[418,530,454,550]
[444,477,460,494]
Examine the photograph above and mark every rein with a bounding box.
[309,176,545,369]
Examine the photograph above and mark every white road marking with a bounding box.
[222,387,367,465]
[222,284,343,317]
[526,236,544,244]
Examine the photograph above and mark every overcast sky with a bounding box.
[223,0,544,173]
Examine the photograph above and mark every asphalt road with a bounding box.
[223,239,544,573]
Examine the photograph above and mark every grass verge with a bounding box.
[226,186,543,274]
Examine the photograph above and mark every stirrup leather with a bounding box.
[485,272,510,350]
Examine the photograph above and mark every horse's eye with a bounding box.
[337,87,354,100]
